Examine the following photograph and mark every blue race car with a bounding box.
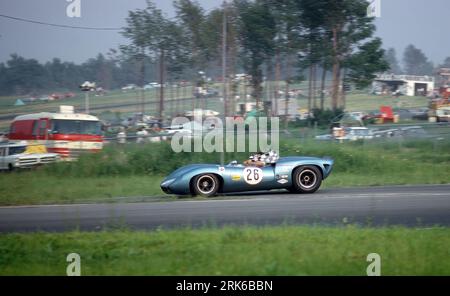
[161,152,334,197]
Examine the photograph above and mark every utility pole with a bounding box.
[275,52,281,117]
[140,55,145,115]
[79,81,94,114]
[159,49,165,123]
[308,63,313,113]
[341,68,348,110]
[320,61,327,110]
[284,56,291,130]
[312,64,317,109]
[85,92,89,114]
[221,0,228,165]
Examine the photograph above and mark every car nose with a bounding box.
[160,185,172,194]
[160,178,176,194]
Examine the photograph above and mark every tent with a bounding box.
[14,99,25,106]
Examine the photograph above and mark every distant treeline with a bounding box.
[0,53,169,96]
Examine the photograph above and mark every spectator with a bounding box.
[136,127,148,144]
[117,127,127,144]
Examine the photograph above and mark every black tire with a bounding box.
[8,164,14,172]
[191,174,219,197]
[291,166,322,194]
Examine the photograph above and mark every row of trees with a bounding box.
[384,45,437,76]
[2,41,444,98]
[0,53,163,96]
[2,0,448,114]
[121,0,390,116]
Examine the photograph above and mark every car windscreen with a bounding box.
[51,120,102,135]
[8,146,27,155]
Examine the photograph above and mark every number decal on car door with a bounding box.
[243,167,263,185]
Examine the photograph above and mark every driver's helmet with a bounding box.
[259,154,267,162]
[265,150,279,164]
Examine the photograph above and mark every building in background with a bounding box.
[372,74,435,97]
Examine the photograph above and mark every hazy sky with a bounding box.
[0,0,449,66]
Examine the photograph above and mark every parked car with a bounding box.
[121,84,137,91]
[348,112,367,121]
[194,87,219,98]
[372,126,428,139]
[50,93,64,100]
[315,134,333,141]
[410,108,429,121]
[372,128,401,138]
[162,121,203,137]
[343,127,374,140]
[436,107,450,122]
[0,142,60,171]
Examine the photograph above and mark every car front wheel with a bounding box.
[291,166,322,194]
[192,174,219,197]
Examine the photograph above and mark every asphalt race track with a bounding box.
[1,185,449,232]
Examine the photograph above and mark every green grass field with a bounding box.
[341,93,428,111]
[0,139,449,206]
[0,88,429,116]
[0,175,166,205]
[0,225,448,275]
[0,87,197,129]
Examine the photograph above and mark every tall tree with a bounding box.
[173,0,206,72]
[384,47,402,74]
[3,54,47,95]
[296,0,329,112]
[174,0,212,111]
[235,0,276,109]
[403,44,434,76]
[437,57,450,85]
[272,0,305,122]
[286,0,334,111]
[323,0,378,110]
[346,38,389,89]
[81,54,115,90]
[277,0,382,111]
[439,57,450,68]
[44,58,65,89]
[122,0,188,120]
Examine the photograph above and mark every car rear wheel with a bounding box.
[291,166,322,194]
[192,174,219,197]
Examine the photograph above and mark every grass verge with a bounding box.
[0,139,449,205]
[0,175,165,205]
[0,225,448,275]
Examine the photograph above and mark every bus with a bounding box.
[8,106,103,160]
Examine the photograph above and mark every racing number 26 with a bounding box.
[244,168,263,185]
[246,168,259,181]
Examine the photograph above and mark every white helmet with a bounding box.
[266,150,279,164]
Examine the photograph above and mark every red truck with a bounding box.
[8,106,103,160]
